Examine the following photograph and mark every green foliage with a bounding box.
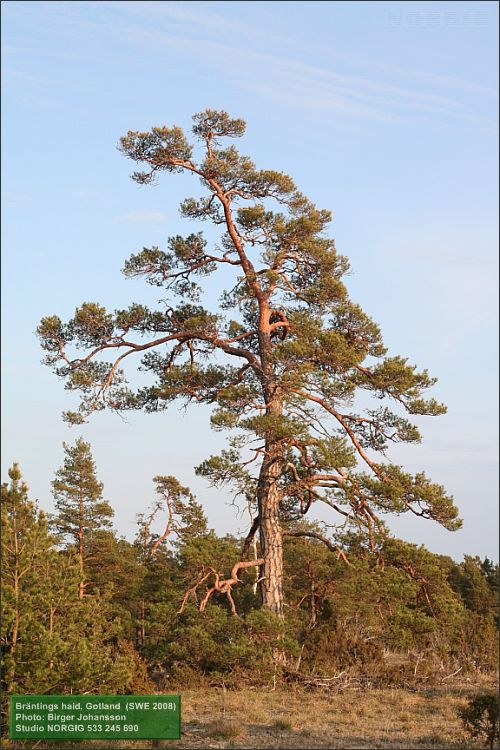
[163,604,252,677]
[131,503,497,688]
[52,437,113,545]
[192,109,246,140]
[452,556,498,615]
[38,109,460,565]
[2,463,497,700]
[301,623,385,675]
[51,438,114,601]
[85,531,143,640]
[359,466,461,531]
[1,465,149,726]
[245,608,300,664]
[458,615,499,673]
[459,693,499,748]
[119,124,193,182]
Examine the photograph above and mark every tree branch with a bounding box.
[282,529,351,564]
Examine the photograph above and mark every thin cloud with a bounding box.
[4,2,496,129]
[109,24,498,128]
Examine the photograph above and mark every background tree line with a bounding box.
[2,439,497,728]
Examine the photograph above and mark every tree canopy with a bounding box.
[38,110,460,617]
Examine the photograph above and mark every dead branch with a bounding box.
[177,570,212,612]
[284,669,355,690]
[178,558,264,616]
[441,666,463,682]
[241,515,260,560]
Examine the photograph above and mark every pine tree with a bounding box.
[135,475,211,648]
[38,110,460,619]
[51,438,113,598]
[1,464,49,697]
[85,530,143,641]
[1,463,150,717]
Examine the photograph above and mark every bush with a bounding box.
[459,693,499,748]
[301,622,384,675]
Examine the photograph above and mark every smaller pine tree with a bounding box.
[51,438,113,598]
[1,463,150,718]
[2,464,49,698]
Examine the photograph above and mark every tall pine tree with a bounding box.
[51,438,113,598]
[38,110,460,619]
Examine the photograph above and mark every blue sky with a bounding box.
[2,1,498,560]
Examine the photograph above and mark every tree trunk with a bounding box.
[222,193,287,619]
[251,535,259,596]
[257,443,284,618]
[256,299,285,619]
[78,538,84,599]
[78,494,84,599]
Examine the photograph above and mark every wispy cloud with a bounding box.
[102,24,496,128]
[3,1,496,129]
[116,210,167,224]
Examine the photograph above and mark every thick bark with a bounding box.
[255,295,285,618]
[257,446,287,666]
[218,188,287,618]
[257,453,283,617]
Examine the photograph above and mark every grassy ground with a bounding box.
[166,683,492,749]
[3,680,497,749]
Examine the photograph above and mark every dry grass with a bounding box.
[206,718,244,740]
[272,718,293,731]
[5,679,497,749]
[167,681,495,748]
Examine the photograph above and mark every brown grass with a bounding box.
[4,679,497,749]
[168,681,495,748]
[206,718,244,740]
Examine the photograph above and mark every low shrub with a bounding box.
[459,692,499,748]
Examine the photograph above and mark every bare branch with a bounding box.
[282,529,351,564]
[178,558,264,617]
